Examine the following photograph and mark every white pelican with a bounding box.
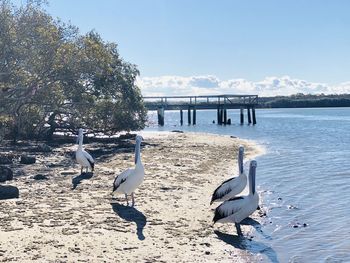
[213,160,259,236]
[75,128,95,174]
[112,135,144,206]
[210,146,247,204]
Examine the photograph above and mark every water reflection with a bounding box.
[214,230,279,263]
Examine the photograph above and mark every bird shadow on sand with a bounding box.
[111,202,147,241]
[214,218,279,263]
[72,172,93,190]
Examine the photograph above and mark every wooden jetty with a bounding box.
[143,94,258,126]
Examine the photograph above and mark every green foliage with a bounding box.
[259,94,350,108]
[0,0,146,141]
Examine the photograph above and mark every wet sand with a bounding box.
[0,132,263,262]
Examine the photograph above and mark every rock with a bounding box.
[33,174,48,180]
[259,211,267,217]
[0,155,13,164]
[0,185,19,200]
[20,155,36,164]
[0,174,6,183]
[171,130,184,133]
[60,171,76,176]
[0,166,13,182]
[48,163,60,168]
[36,144,52,152]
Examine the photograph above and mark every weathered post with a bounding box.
[217,106,219,124]
[240,107,244,125]
[157,107,165,126]
[188,106,191,125]
[247,107,252,125]
[223,109,227,125]
[180,109,183,125]
[252,107,257,125]
[219,109,223,125]
[193,107,196,125]
[217,106,222,125]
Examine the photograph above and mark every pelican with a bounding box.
[213,160,259,236]
[210,146,247,204]
[75,128,95,174]
[112,135,144,206]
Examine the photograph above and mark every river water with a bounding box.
[145,107,350,263]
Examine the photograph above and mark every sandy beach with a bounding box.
[0,132,264,262]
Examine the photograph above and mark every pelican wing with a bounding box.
[113,168,133,192]
[213,196,245,223]
[82,150,94,170]
[211,176,240,204]
[82,150,94,163]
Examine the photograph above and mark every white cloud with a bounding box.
[136,75,350,97]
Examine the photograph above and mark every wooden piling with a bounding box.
[252,107,256,125]
[223,109,227,125]
[219,109,223,125]
[247,107,252,124]
[217,107,222,125]
[157,107,165,126]
[193,107,196,125]
[180,109,183,125]
[240,107,244,125]
[188,107,191,125]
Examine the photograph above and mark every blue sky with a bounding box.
[41,1,350,95]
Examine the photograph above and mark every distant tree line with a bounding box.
[0,0,147,142]
[258,93,350,108]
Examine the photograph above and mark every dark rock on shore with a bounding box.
[33,174,48,180]
[171,130,184,133]
[0,155,13,164]
[0,185,19,200]
[20,155,36,164]
[0,166,13,182]
[35,144,52,152]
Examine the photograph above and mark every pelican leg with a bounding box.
[131,192,135,207]
[125,194,129,206]
[81,167,83,174]
[235,223,243,236]
[86,167,88,173]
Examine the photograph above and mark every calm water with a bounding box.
[145,108,350,263]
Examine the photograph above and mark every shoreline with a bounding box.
[0,131,264,262]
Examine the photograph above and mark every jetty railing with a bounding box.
[143,94,258,126]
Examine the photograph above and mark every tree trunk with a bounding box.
[46,112,58,141]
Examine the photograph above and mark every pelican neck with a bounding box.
[78,134,83,149]
[135,141,142,166]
